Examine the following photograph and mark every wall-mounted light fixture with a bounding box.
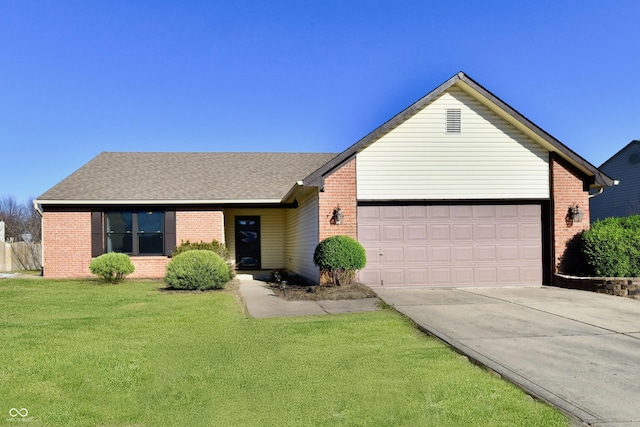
[331,205,343,225]
[566,204,584,226]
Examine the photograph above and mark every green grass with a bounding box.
[0,279,569,426]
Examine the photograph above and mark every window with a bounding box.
[446,108,461,134]
[105,211,164,255]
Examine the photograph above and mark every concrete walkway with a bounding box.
[373,286,640,427]
[239,278,380,318]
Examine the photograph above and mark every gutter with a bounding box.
[33,200,43,217]
[589,180,619,199]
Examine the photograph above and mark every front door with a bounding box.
[235,216,260,269]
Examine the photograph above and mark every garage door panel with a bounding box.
[499,266,520,282]
[406,269,428,285]
[476,267,498,284]
[476,224,497,240]
[406,246,427,263]
[476,245,497,262]
[499,246,519,261]
[522,245,542,260]
[522,266,542,282]
[359,270,380,286]
[452,205,473,218]
[430,205,451,219]
[497,205,519,218]
[381,247,403,263]
[520,204,541,217]
[430,224,451,240]
[475,205,496,218]
[407,205,427,219]
[406,224,427,240]
[520,223,542,240]
[453,224,473,240]
[454,246,474,262]
[430,246,451,263]
[383,269,405,285]
[364,246,381,265]
[454,268,474,284]
[430,268,452,285]
[498,223,519,239]
[382,225,403,241]
[359,204,542,287]
[381,206,403,219]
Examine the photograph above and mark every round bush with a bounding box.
[172,240,234,278]
[164,250,230,290]
[581,215,640,277]
[172,240,230,259]
[313,235,366,285]
[89,252,135,283]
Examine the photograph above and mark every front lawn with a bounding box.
[0,279,568,426]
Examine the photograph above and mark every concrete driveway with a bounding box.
[373,286,640,427]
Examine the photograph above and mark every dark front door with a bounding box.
[235,216,260,269]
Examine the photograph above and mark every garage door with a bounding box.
[358,205,542,287]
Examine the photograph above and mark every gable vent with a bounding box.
[446,108,461,134]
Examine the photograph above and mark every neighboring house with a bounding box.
[35,72,614,287]
[590,140,638,221]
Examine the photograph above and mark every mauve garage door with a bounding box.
[358,205,542,287]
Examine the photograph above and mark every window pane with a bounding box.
[106,212,132,253]
[138,211,163,254]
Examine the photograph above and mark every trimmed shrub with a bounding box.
[172,240,234,278]
[89,253,135,283]
[164,250,230,290]
[313,235,366,286]
[173,240,230,258]
[581,215,640,277]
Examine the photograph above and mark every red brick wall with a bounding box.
[318,157,358,241]
[176,210,225,244]
[43,211,93,278]
[129,257,170,278]
[43,208,227,279]
[552,159,590,272]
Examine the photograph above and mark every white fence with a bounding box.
[0,242,42,272]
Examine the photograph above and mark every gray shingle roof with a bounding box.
[37,152,338,203]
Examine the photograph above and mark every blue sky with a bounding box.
[2,1,640,203]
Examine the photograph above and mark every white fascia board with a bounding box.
[34,199,283,205]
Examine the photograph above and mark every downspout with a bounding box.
[33,200,44,276]
[588,180,619,199]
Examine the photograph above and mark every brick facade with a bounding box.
[43,211,93,278]
[318,157,357,241]
[176,210,225,244]
[43,208,227,279]
[552,158,590,273]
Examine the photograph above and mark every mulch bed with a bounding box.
[268,279,377,301]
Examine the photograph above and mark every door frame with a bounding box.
[234,216,261,270]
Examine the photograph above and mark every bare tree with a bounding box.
[0,195,25,241]
[0,195,42,271]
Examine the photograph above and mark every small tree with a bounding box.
[313,235,366,286]
[89,253,135,283]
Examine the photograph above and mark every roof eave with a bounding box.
[34,198,284,206]
[454,74,616,188]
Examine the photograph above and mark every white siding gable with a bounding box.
[357,86,550,200]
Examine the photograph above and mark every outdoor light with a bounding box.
[332,206,343,225]
[566,204,584,226]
